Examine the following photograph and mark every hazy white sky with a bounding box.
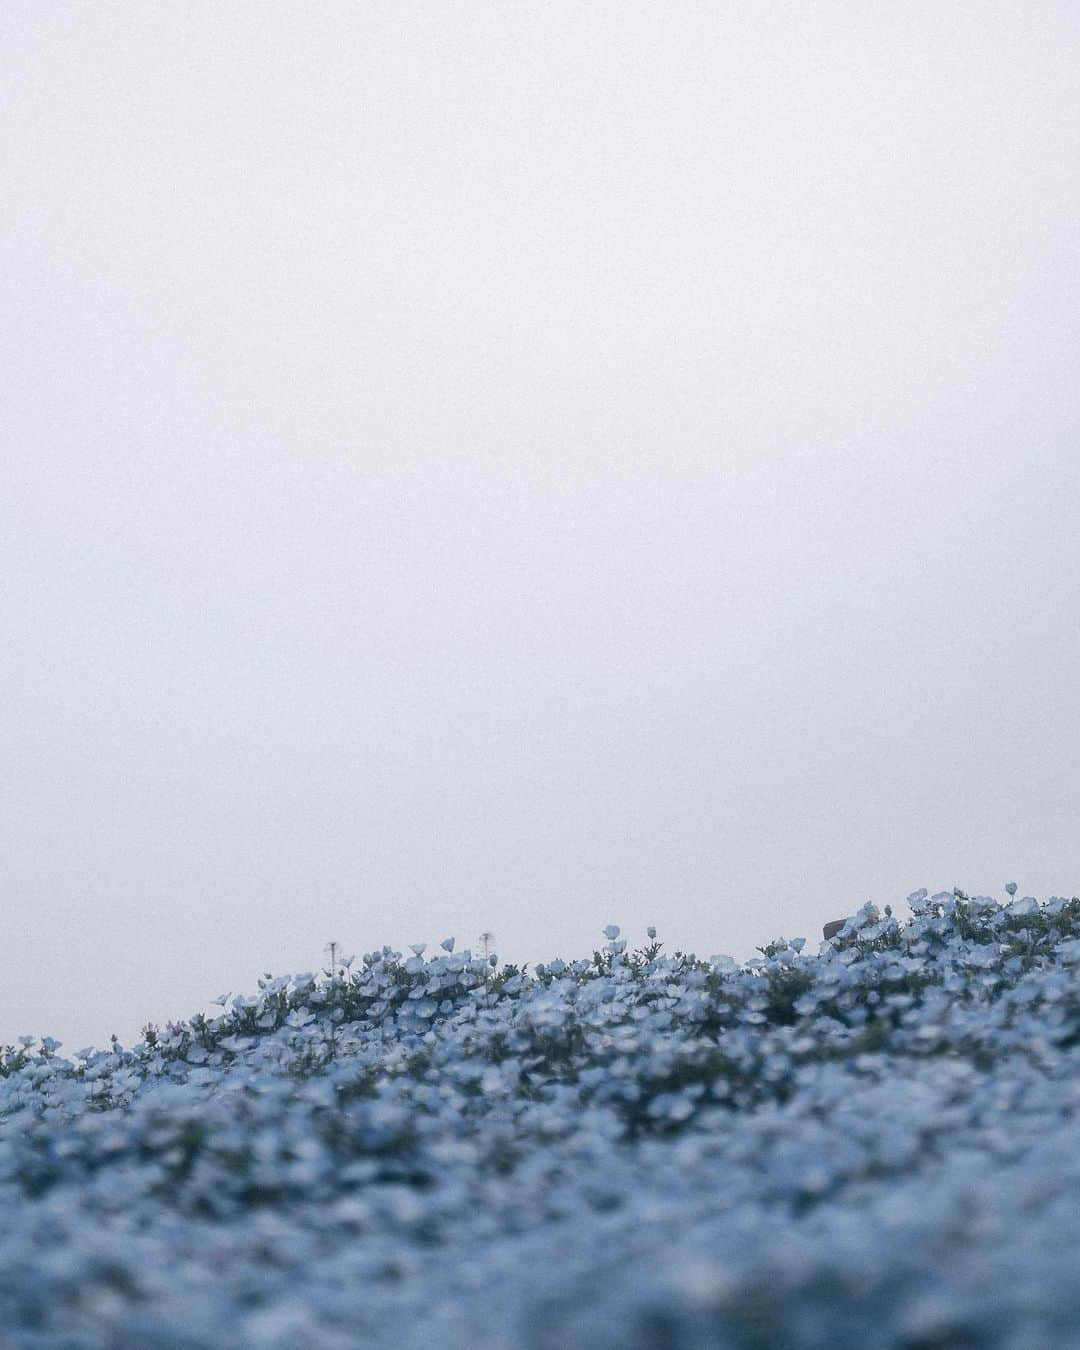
[2,3,1079,1048]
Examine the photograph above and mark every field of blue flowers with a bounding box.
[2,887,1079,1348]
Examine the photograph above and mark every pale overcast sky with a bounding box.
[2,3,1079,1048]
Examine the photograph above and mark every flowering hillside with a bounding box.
[2,888,1080,1348]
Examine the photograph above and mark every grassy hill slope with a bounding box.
[2,888,1079,1347]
